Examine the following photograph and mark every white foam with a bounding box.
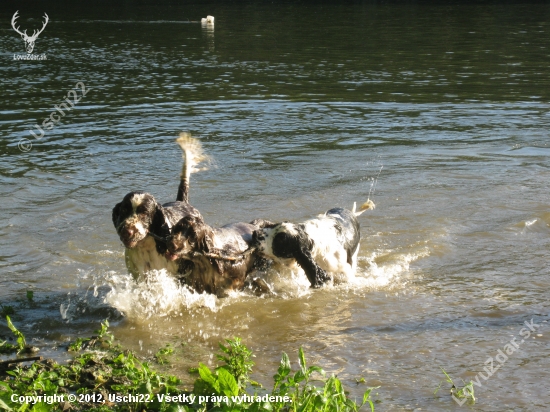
[253,265,312,298]
[525,219,538,227]
[337,249,429,290]
[90,248,428,320]
[103,269,219,319]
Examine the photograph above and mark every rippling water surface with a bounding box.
[1,2,550,410]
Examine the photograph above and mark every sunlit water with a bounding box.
[1,2,550,411]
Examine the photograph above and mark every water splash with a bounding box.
[85,243,428,321]
[367,164,384,202]
[60,300,70,320]
[103,270,219,319]
[329,248,430,291]
[251,265,312,299]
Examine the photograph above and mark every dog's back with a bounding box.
[213,222,256,254]
[324,208,361,266]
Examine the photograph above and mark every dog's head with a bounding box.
[165,215,209,261]
[252,222,305,260]
[112,192,160,248]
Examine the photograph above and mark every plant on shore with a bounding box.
[0,316,37,355]
[0,320,376,411]
[216,337,258,392]
[68,320,114,352]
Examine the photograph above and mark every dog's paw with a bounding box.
[312,267,331,288]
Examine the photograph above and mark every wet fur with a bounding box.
[253,205,369,288]
[166,216,273,297]
[112,193,201,277]
[112,134,207,278]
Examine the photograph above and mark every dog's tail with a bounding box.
[352,199,375,216]
[175,132,211,202]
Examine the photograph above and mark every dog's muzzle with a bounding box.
[118,226,146,248]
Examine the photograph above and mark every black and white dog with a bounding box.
[165,216,273,297]
[112,133,208,277]
[253,200,375,288]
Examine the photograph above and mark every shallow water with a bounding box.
[1,2,550,410]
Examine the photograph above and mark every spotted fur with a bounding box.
[112,192,201,277]
[253,201,374,288]
[112,134,207,278]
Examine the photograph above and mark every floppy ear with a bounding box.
[112,202,122,227]
[152,204,169,234]
[191,216,215,252]
[151,204,170,254]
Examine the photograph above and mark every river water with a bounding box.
[1,2,550,410]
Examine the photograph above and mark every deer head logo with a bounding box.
[11,11,49,54]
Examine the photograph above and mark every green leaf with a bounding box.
[197,363,221,393]
[276,352,291,378]
[30,403,49,412]
[298,346,307,372]
[218,341,230,354]
[198,363,217,385]
[0,396,12,412]
[293,370,305,383]
[217,367,239,397]
[5,316,25,352]
[137,379,152,394]
[307,366,325,377]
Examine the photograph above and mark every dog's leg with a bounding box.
[293,247,331,288]
[124,249,140,280]
[350,243,360,272]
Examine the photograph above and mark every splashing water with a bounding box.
[88,241,428,321]
[351,250,429,289]
[103,269,219,319]
[60,300,70,320]
[251,265,313,299]
[367,164,384,202]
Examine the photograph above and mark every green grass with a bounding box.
[1,318,377,411]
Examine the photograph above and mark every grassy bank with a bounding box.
[1,318,377,411]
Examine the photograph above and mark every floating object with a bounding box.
[201,15,214,25]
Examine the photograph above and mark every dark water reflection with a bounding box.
[1,2,550,410]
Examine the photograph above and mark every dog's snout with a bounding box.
[166,238,175,252]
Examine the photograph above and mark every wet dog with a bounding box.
[112,133,208,277]
[252,200,375,288]
[165,216,273,297]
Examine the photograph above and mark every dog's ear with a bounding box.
[151,203,170,237]
[294,239,330,288]
[112,202,122,226]
[149,205,170,254]
[191,217,214,252]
